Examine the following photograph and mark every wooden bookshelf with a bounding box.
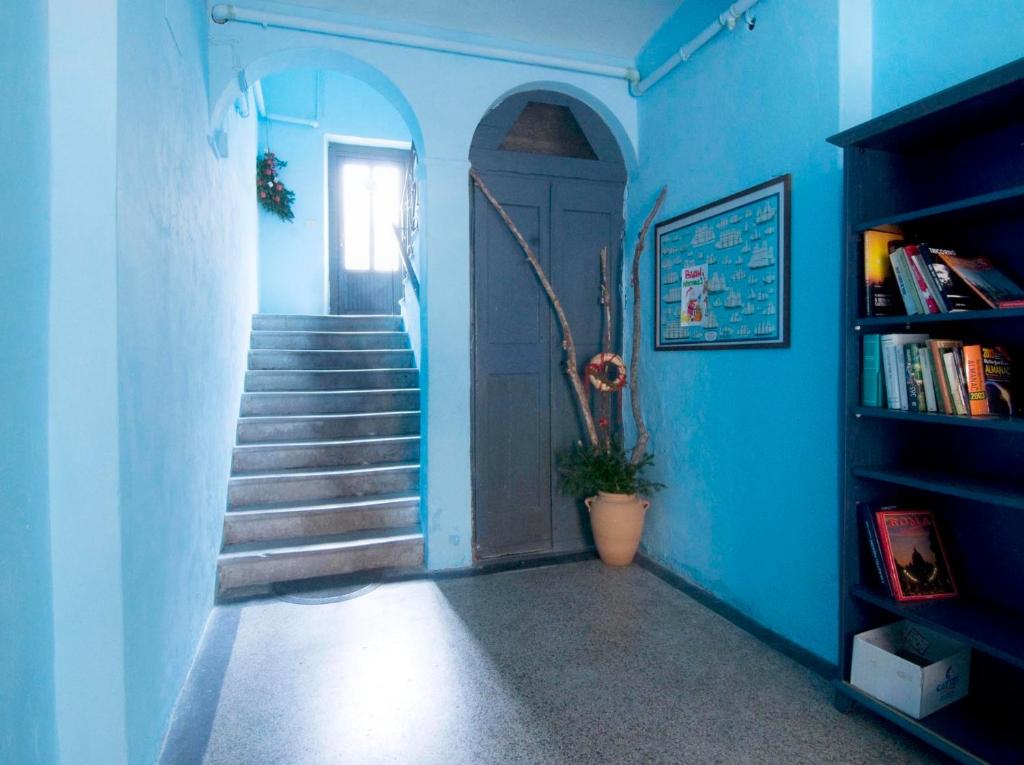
[829,57,1024,765]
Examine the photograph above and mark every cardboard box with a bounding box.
[851,621,970,719]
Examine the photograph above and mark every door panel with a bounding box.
[472,175,552,558]
[472,172,624,559]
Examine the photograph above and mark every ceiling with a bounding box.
[263,0,683,63]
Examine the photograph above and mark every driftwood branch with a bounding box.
[629,186,667,464]
[599,246,612,354]
[470,168,600,447]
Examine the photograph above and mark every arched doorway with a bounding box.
[470,90,627,559]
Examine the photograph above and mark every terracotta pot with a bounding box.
[585,491,650,566]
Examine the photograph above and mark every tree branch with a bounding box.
[629,186,667,464]
[470,168,600,447]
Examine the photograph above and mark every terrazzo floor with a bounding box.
[161,561,942,764]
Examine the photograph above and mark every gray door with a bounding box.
[328,144,406,315]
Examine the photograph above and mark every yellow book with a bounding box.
[864,229,902,316]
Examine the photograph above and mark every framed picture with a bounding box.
[654,175,791,351]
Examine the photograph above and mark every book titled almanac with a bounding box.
[874,510,957,602]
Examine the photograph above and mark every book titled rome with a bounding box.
[874,509,957,602]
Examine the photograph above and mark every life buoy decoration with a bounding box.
[586,352,627,392]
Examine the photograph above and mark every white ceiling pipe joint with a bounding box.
[631,0,759,97]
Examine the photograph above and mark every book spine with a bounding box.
[904,245,942,314]
[889,249,919,315]
[929,341,954,414]
[910,343,927,411]
[880,336,902,410]
[943,350,966,415]
[858,504,893,597]
[873,513,907,600]
[911,247,948,312]
[982,346,1014,415]
[963,344,990,415]
[919,345,938,413]
[952,348,970,415]
[861,334,883,407]
[920,246,954,311]
[904,344,919,412]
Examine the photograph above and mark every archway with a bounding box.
[469,90,627,559]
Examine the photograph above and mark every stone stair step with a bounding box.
[245,368,419,392]
[250,330,410,351]
[217,526,423,594]
[253,314,403,332]
[239,388,420,417]
[237,411,420,443]
[223,494,420,545]
[232,435,420,473]
[227,463,420,507]
[248,349,415,370]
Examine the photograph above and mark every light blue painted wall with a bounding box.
[872,0,1024,115]
[631,0,843,663]
[0,3,56,762]
[116,1,258,762]
[257,69,411,314]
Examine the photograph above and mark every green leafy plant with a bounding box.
[558,442,665,498]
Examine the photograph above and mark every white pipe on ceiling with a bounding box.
[210,4,639,84]
[631,0,760,96]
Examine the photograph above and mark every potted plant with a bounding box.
[559,443,663,566]
[471,169,668,567]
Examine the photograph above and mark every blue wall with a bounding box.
[872,0,1024,115]
[257,69,411,314]
[0,2,56,762]
[630,0,843,662]
[116,1,258,762]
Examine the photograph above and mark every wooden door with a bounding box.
[328,145,406,315]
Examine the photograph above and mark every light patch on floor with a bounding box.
[163,561,941,764]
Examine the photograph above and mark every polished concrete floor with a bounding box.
[161,561,941,764]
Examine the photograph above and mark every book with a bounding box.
[858,503,894,597]
[963,344,989,416]
[929,339,962,414]
[982,346,1013,416]
[874,509,957,601]
[950,347,970,415]
[880,334,928,410]
[889,248,923,314]
[863,230,902,316]
[904,245,943,314]
[918,345,938,413]
[935,251,1024,309]
[861,334,885,407]
[919,246,981,311]
[904,344,925,412]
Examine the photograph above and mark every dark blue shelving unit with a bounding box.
[829,58,1024,764]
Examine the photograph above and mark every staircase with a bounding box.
[216,313,423,599]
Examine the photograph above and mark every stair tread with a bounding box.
[227,493,420,516]
[250,348,412,354]
[238,410,420,423]
[230,462,420,482]
[220,526,423,558]
[234,435,419,451]
[252,330,408,336]
[242,388,420,396]
[255,313,401,319]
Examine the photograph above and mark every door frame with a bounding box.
[326,141,412,315]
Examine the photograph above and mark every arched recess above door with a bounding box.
[470,90,627,183]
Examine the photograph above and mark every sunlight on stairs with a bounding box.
[217,314,423,599]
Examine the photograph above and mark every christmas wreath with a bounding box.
[257,152,296,222]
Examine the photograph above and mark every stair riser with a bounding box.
[218,538,423,592]
[250,332,410,351]
[249,350,415,370]
[237,414,420,443]
[253,315,403,332]
[245,369,419,392]
[232,439,420,472]
[223,504,420,545]
[240,390,420,417]
[229,470,419,507]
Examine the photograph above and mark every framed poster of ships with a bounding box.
[654,175,791,351]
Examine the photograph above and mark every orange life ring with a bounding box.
[586,352,627,392]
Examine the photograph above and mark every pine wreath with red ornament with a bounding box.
[257,152,296,222]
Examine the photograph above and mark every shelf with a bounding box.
[853,467,1024,511]
[855,307,1024,330]
[853,407,1024,433]
[855,184,1024,232]
[835,681,1021,765]
[851,585,1024,671]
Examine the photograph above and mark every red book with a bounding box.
[874,509,957,601]
[903,245,942,314]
